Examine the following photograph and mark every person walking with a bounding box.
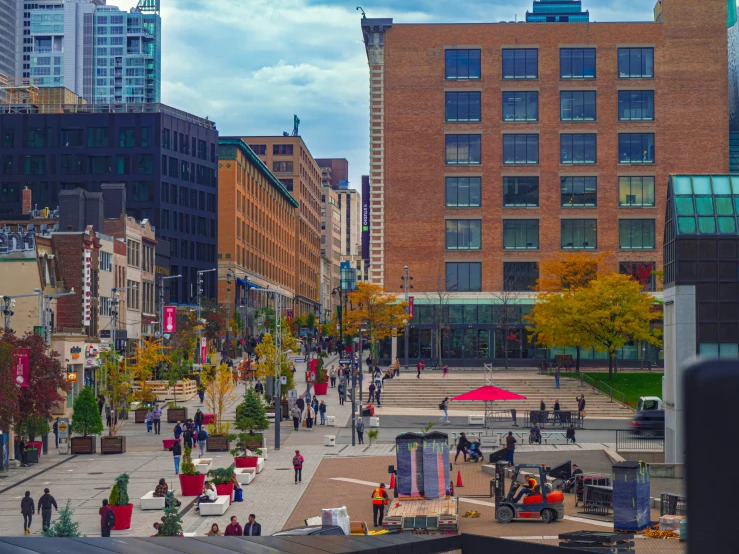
[553,399,561,425]
[151,404,162,435]
[338,381,346,405]
[173,421,182,440]
[311,397,319,418]
[21,491,34,534]
[52,418,59,448]
[197,384,205,403]
[182,426,193,450]
[371,483,389,527]
[454,432,470,463]
[304,404,315,430]
[169,439,182,475]
[244,514,261,536]
[442,365,449,377]
[145,409,153,433]
[194,408,204,433]
[554,365,561,389]
[329,365,337,388]
[577,394,586,422]
[97,394,105,415]
[197,427,208,458]
[18,437,28,467]
[293,450,304,484]
[105,405,112,428]
[99,499,114,537]
[416,360,422,379]
[356,417,365,444]
[207,523,223,536]
[291,404,302,431]
[375,384,382,407]
[225,516,242,536]
[254,379,264,396]
[296,395,305,413]
[540,399,546,411]
[37,488,57,532]
[318,401,327,425]
[368,382,376,403]
[505,431,517,466]
[439,397,449,424]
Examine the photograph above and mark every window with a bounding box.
[136,154,153,174]
[181,161,189,180]
[502,49,538,79]
[0,183,20,202]
[273,161,293,172]
[60,155,84,175]
[560,91,596,121]
[503,262,539,292]
[619,261,656,291]
[561,176,597,207]
[162,128,170,149]
[503,134,538,165]
[87,127,108,147]
[699,343,739,358]
[446,219,481,250]
[141,127,151,147]
[619,219,655,249]
[502,91,538,122]
[280,178,293,191]
[100,251,113,272]
[618,176,655,207]
[618,48,654,78]
[445,135,481,165]
[27,128,49,147]
[23,155,45,175]
[560,134,597,164]
[445,92,481,122]
[561,219,597,249]
[445,49,481,80]
[179,186,188,207]
[446,177,481,207]
[89,155,111,174]
[618,133,655,164]
[247,144,266,155]
[119,128,135,147]
[273,144,293,155]
[169,157,178,179]
[161,182,169,203]
[2,128,14,148]
[503,220,539,249]
[116,155,129,175]
[60,128,84,147]
[2,156,12,175]
[133,181,154,202]
[560,48,596,79]
[503,176,538,207]
[446,262,481,292]
[618,90,654,121]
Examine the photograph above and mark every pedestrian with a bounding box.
[578,394,586,422]
[173,421,182,440]
[368,382,376,403]
[329,365,337,388]
[18,436,28,467]
[183,426,193,449]
[439,397,449,423]
[255,379,264,396]
[540,399,546,411]
[319,401,327,425]
[291,404,302,431]
[37,488,57,532]
[197,385,205,403]
[99,498,114,537]
[145,409,153,433]
[52,418,59,448]
[375,385,382,407]
[293,450,304,484]
[555,365,561,389]
[553,399,561,425]
[105,405,112,427]
[224,516,242,536]
[416,360,422,379]
[311,397,319,417]
[151,404,162,435]
[197,427,208,458]
[356,417,365,444]
[393,357,400,377]
[454,432,470,463]
[296,395,305,412]
[169,439,182,474]
[21,491,34,535]
[371,483,389,527]
[305,404,315,430]
[98,394,105,414]
[194,408,204,433]
[244,514,261,536]
[338,381,346,405]
[566,424,576,443]
[505,431,517,466]
[207,523,224,536]
[442,365,449,377]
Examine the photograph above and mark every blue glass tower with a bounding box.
[526,0,589,23]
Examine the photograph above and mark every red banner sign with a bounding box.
[164,306,177,334]
[408,296,414,319]
[200,338,207,364]
[13,348,29,388]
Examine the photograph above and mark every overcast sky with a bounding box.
[114,0,659,192]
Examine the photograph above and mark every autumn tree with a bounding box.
[169,312,200,358]
[203,363,238,434]
[254,317,299,400]
[345,283,408,365]
[99,349,131,437]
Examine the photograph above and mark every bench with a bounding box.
[540,431,572,444]
[235,468,255,485]
[468,414,485,425]
[199,496,229,516]
[192,458,212,474]
[140,491,166,510]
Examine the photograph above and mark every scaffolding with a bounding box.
[0,73,40,107]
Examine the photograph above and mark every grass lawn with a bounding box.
[560,372,662,408]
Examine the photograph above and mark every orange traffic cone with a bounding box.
[456,470,464,488]
[390,473,396,489]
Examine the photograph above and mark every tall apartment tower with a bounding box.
[0,0,17,77]
[526,0,589,23]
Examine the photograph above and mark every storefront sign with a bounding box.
[57,418,69,439]
[67,372,78,382]
[82,248,92,326]
[13,348,29,387]
[408,296,414,318]
[86,345,98,358]
[164,306,177,333]
[70,346,81,360]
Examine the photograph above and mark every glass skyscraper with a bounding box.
[526,0,589,23]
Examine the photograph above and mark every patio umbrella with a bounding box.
[451,385,527,429]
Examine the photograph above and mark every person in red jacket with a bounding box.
[224,515,242,536]
[293,450,304,484]
[99,499,113,537]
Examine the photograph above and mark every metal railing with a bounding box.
[525,410,583,428]
[615,429,664,452]
[571,373,631,407]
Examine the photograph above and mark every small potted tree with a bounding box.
[70,387,102,454]
[42,500,81,537]
[178,443,205,496]
[235,389,268,448]
[207,466,235,504]
[108,473,133,530]
[133,381,157,423]
[203,364,237,452]
[313,357,328,396]
[165,358,189,422]
[157,491,183,536]
[100,351,131,454]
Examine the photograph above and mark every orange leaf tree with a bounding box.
[128,338,171,405]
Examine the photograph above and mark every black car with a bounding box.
[272,525,345,537]
[630,410,665,437]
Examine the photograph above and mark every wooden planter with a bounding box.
[206,434,230,452]
[167,407,188,423]
[134,409,149,423]
[101,436,126,454]
[70,436,96,454]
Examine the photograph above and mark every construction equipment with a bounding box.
[493,462,565,524]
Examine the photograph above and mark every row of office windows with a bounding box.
[160,182,217,212]
[161,129,214,162]
[444,218,656,251]
[445,133,655,165]
[247,144,294,156]
[0,153,157,176]
[445,176,655,208]
[445,47,654,80]
[446,90,654,122]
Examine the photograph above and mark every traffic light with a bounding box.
[305,371,312,383]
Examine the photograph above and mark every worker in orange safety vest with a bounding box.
[371,483,389,527]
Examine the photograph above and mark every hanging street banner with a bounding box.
[164,306,177,333]
[408,296,414,319]
[362,175,370,261]
[82,248,92,326]
[13,348,29,387]
[200,337,207,364]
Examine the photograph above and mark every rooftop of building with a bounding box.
[667,174,739,236]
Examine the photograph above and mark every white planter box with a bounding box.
[140,491,165,510]
[370,417,380,428]
[468,414,485,425]
[192,458,212,474]
[259,447,267,460]
[326,416,336,426]
[235,468,255,485]
[256,458,265,474]
[199,496,229,516]
[324,435,336,447]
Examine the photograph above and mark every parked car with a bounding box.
[630,409,665,437]
[272,525,345,537]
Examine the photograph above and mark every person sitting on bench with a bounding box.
[566,424,576,443]
[513,477,538,502]
[195,482,217,511]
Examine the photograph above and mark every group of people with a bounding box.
[205,514,261,537]
[289,394,328,431]
[19,488,57,535]
[169,416,210,473]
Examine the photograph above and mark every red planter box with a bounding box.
[203,414,216,425]
[179,473,206,496]
[28,441,42,457]
[111,503,133,530]
[214,483,233,504]
[234,456,258,469]
[313,382,328,396]
[162,438,181,450]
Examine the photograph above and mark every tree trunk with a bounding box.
[503,327,509,369]
[608,352,613,381]
[576,346,581,374]
[437,326,443,367]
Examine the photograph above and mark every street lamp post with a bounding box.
[400,266,413,369]
[159,275,181,376]
[196,269,216,365]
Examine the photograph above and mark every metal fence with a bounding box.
[583,485,614,516]
[615,429,664,452]
[525,410,583,428]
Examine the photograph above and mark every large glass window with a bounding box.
[503,262,539,292]
[136,154,153,174]
[60,128,84,147]
[560,91,596,121]
[446,135,481,165]
[0,183,20,202]
[503,134,538,164]
[2,128,14,148]
[445,49,481,80]
[560,134,597,164]
[446,92,481,122]
[561,176,597,207]
[503,220,539,249]
[89,155,111,174]
[618,48,654,78]
[618,176,655,207]
[119,128,135,147]
[560,48,596,79]
[619,261,656,291]
[446,219,482,250]
[618,133,655,164]
[619,219,655,249]
[618,90,654,121]
[23,155,45,175]
[27,128,50,148]
[502,49,538,79]
[2,155,13,175]
[503,176,538,207]
[502,91,538,121]
[133,181,154,202]
[116,155,129,175]
[446,262,481,292]
[87,127,108,147]
[446,177,481,207]
[561,219,597,249]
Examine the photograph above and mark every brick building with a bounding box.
[360,0,729,363]
[316,158,349,190]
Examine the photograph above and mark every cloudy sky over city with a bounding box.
[114,0,656,190]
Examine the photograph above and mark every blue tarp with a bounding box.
[613,461,651,531]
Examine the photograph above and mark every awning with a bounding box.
[451,385,527,402]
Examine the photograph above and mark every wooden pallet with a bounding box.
[387,497,457,518]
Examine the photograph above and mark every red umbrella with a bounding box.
[451,386,527,402]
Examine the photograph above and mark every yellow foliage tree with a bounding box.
[536,251,608,292]
[203,363,238,434]
[128,338,171,405]
[345,283,408,364]
[254,319,300,400]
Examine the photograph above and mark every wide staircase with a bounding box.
[379,372,633,418]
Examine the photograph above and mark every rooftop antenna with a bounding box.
[292,114,300,137]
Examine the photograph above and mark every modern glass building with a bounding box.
[526,0,589,23]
